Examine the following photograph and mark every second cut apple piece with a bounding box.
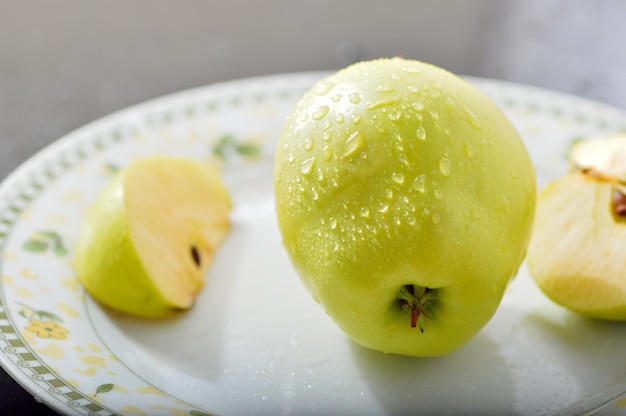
[528,134,626,320]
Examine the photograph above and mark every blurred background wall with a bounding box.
[1,0,625,179]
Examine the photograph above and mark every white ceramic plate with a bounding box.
[1,72,626,416]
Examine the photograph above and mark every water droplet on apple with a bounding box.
[385,188,394,199]
[315,81,335,96]
[322,145,332,162]
[301,157,315,175]
[351,114,361,124]
[412,174,426,192]
[329,217,337,229]
[335,113,345,124]
[312,105,330,120]
[445,97,457,111]
[430,109,440,120]
[388,111,402,121]
[412,101,425,111]
[349,93,361,104]
[439,157,452,176]
[407,216,416,225]
[464,106,482,128]
[432,213,441,224]
[359,207,370,218]
[391,173,405,184]
[375,85,395,93]
[331,94,342,102]
[464,141,476,158]
[342,131,366,159]
[304,138,314,151]
[390,73,401,81]
[316,168,325,182]
[377,202,389,213]
[398,153,409,166]
[434,189,443,200]
[366,98,399,110]
[416,126,426,140]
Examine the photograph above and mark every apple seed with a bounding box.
[191,245,201,267]
[398,284,436,333]
[612,187,626,217]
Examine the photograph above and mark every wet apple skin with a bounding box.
[275,58,536,356]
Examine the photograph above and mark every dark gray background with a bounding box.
[2,0,626,414]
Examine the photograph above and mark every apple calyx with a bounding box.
[397,285,437,333]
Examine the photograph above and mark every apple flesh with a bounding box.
[274,58,536,356]
[74,155,231,318]
[528,134,626,320]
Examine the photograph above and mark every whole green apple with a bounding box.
[74,156,231,318]
[274,58,536,356]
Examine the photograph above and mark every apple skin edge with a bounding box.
[74,174,182,317]
[274,58,537,357]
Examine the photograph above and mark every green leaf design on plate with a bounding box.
[213,134,261,161]
[36,310,64,323]
[22,239,48,253]
[235,142,261,157]
[104,162,121,174]
[94,383,114,396]
[190,410,214,416]
[22,230,68,256]
[17,302,64,323]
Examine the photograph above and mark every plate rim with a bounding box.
[1,70,626,415]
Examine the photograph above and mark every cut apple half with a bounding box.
[528,133,626,320]
[74,156,232,318]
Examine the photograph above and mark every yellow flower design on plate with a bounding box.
[25,319,69,339]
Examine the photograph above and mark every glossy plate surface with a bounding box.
[1,72,626,416]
